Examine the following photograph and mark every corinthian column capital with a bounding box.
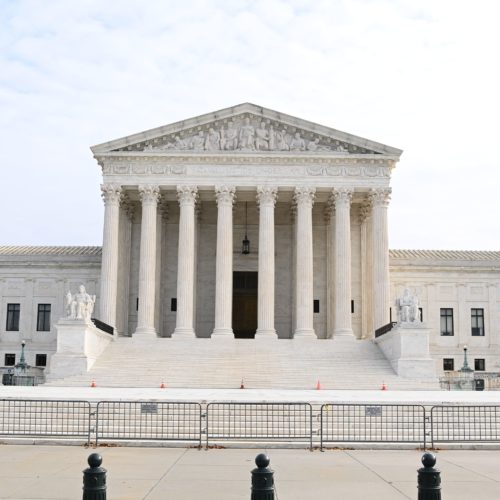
[138,185,160,205]
[101,184,122,205]
[177,185,198,206]
[293,186,316,206]
[215,185,236,206]
[331,187,353,207]
[369,187,391,207]
[256,186,278,207]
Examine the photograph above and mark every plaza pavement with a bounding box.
[1,445,500,499]
[5,385,500,404]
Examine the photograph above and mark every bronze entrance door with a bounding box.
[232,271,258,338]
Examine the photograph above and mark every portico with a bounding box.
[91,103,401,340]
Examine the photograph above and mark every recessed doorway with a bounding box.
[232,271,258,339]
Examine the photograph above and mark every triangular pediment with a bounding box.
[91,103,402,157]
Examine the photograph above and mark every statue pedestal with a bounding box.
[48,319,114,380]
[374,323,437,379]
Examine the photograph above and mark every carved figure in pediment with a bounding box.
[306,138,320,151]
[190,131,206,150]
[174,136,188,150]
[255,122,269,151]
[268,125,276,150]
[289,132,306,151]
[238,117,255,150]
[335,143,348,152]
[205,127,220,151]
[275,129,289,151]
[222,121,238,150]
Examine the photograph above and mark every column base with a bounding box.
[211,328,234,339]
[255,328,278,340]
[293,328,316,339]
[172,327,196,338]
[333,328,354,338]
[134,326,157,336]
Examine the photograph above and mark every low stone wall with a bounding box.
[375,324,437,379]
[48,319,114,380]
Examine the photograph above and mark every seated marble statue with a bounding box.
[396,288,420,324]
[66,285,96,322]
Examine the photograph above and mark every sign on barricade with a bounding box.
[95,401,202,447]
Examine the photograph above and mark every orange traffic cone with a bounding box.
[316,380,321,390]
[160,381,166,389]
[90,380,96,388]
[240,378,245,389]
[381,382,387,391]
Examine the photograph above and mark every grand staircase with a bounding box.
[45,336,439,390]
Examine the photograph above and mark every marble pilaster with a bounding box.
[255,186,278,339]
[173,186,198,338]
[135,185,160,336]
[212,185,236,338]
[293,186,316,338]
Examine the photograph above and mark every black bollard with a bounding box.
[418,452,441,500]
[251,453,274,500]
[83,453,107,500]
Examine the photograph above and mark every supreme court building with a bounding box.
[1,103,499,378]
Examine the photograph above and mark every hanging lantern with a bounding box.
[242,202,250,254]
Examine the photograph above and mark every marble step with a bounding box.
[45,337,439,390]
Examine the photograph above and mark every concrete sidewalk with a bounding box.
[1,445,500,499]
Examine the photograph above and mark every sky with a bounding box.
[0,0,499,250]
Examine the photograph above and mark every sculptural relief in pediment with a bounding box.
[112,114,377,155]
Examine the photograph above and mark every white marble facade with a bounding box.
[0,103,499,374]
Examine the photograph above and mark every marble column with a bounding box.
[293,186,316,338]
[359,202,372,339]
[116,195,134,336]
[369,188,391,331]
[173,186,198,338]
[212,185,236,338]
[325,204,335,338]
[332,188,354,337]
[135,185,160,336]
[99,184,122,328]
[256,186,278,339]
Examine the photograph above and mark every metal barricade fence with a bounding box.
[0,399,91,443]
[95,401,202,446]
[206,402,313,449]
[430,405,500,447]
[320,404,427,450]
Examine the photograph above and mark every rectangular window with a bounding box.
[6,303,20,331]
[35,354,47,367]
[474,358,485,371]
[351,300,355,314]
[171,298,177,312]
[36,304,51,331]
[313,300,320,313]
[4,354,15,366]
[471,308,485,336]
[419,308,423,322]
[440,308,454,336]
[443,358,454,371]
